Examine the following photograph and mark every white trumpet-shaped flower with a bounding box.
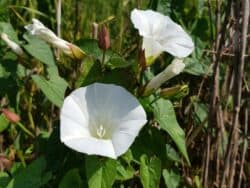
[1,33,24,56]
[60,83,147,159]
[131,9,194,63]
[144,58,185,96]
[25,19,85,59]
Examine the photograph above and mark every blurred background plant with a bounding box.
[0,0,249,187]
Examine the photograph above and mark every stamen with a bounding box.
[96,125,106,138]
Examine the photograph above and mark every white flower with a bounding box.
[144,58,185,96]
[25,19,85,59]
[60,83,147,159]
[131,9,194,60]
[1,33,24,56]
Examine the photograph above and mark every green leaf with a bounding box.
[184,38,211,76]
[116,161,134,181]
[47,65,59,77]
[0,172,11,188]
[0,64,10,78]
[0,60,17,78]
[23,35,56,67]
[162,169,180,188]
[32,74,68,107]
[6,157,51,188]
[0,60,19,103]
[0,22,19,43]
[102,69,134,89]
[140,155,161,188]
[152,99,190,164]
[16,64,27,78]
[0,115,9,133]
[9,162,23,175]
[131,124,166,161]
[165,144,181,163]
[59,169,83,188]
[157,0,171,15]
[194,102,208,124]
[192,17,210,40]
[0,1,9,19]
[121,149,134,164]
[184,59,208,76]
[77,39,102,59]
[75,57,102,87]
[0,77,18,99]
[77,39,127,67]
[106,57,133,69]
[85,156,117,188]
[75,57,135,89]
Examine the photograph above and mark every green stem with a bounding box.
[101,50,106,71]
[17,150,26,167]
[16,122,35,138]
[28,84,35,130]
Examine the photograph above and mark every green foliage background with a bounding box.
[1,0,248,188]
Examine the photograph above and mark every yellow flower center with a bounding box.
[96,125,106,138]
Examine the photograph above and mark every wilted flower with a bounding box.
[1,108,20,123]
[98,25,110,50]
[25,19,85,60]
[131,9,194,64]
[60,83,147,159]
[1,33,24,56]
[143,58,185,96]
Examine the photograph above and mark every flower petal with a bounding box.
[1,33,24,56]
[24,19,45,35]
[159,21,194,57]
[111,98,147,156]
[142,37,163,58]
[131,9,166,37]
[143,58,185,96]
[60,115,91,141]
[60,94,90,141]
[84,83,144,121]
[60,83,147,159]
[63,137,116,159]
[25,19,69,51]
[130,9,194,58]
[61,88,117,158]
[112,119,146,156]
[25,18,85,59]
[131,9,150,36]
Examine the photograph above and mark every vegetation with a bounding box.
[0,0,249,187]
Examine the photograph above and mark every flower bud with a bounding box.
[143,58,185,96]
[98,25,110,50]
[1,108,20,123]
[160,84,189,100]
[0,154,13,171]
[1,33,24,56]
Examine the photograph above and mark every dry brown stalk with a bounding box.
[203,0,233,187]
[220,0,249,187]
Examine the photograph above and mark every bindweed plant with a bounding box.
[0,0,240,187]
